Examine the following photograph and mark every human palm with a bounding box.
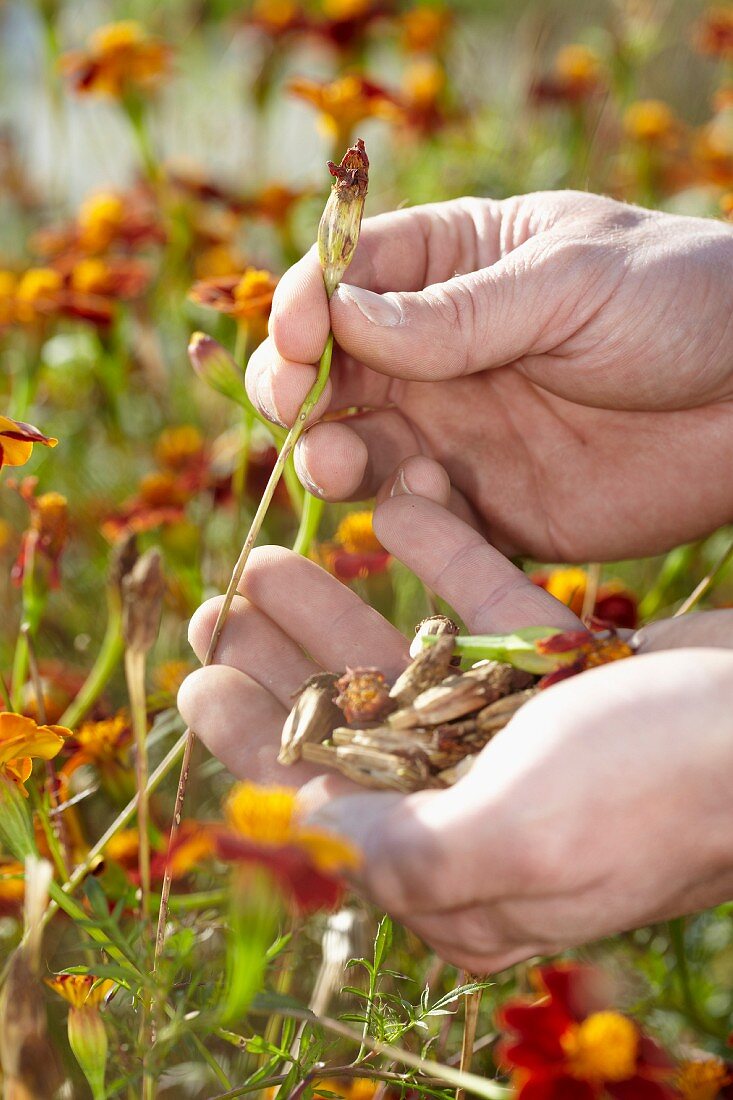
[248,190,733,559]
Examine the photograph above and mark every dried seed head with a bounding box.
[334,667,393,724]
[318,138,369,298]
[122,548,165,654]
[409,613,459,659]
[390,633,456,706]
[108,531,139,595]
[279,672,342,766]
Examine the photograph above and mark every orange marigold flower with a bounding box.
[401,4,452,54]
[215,783,360,912]
[322,510,390,582]
[530,44,604,104]
[0,712,69,794]
[77,191,125,251]
[0,859,24,915]
[33,187,166,260]
[288,74,400,142]
[46,974,116,1010]
[9,478,69,587]
[240,183,310,226]
[154,425,205,472]
[61,21,171,99]
[535,627,635,688]
[676,1055,732,1099]
[693,107,733,187]
[532,567,638,629]
[694,7,733,60]
[497,963,677,1100]
[0,416,57,471]
[188,268,278,324]
[14,267,64,323]
[248,0,307,36]
[624,99,679,145]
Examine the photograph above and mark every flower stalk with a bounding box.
[155,139,369,965]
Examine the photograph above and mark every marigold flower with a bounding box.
[497,963,676,1099]
[77,191,125,251]
[676,1055,732,1099]
[47,975,114,1100]
[532,567,638,629]
[530,44,604,104]
[61,21,171,99]
[289,75,400,144]
[33,187,165,261]
[215,782,360,912]
[0,416,57,471]
[322,510,390,581]
[46,974,115,1010]
[62,712,131,781]
[400,4,452,54]
[624,100,679,145]
[0,860,24,915]
[694,7,733,60]
[9,479,69,587]
[0,713,69,794]
[188,268,278,324]
[154,425,205,472]
[248,0,306,37]
[693,107,733,187]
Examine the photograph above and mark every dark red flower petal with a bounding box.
[539,964,614,1020]
[214,832,344,913]
[607,1076,677,1100]
[516,1072,598,1100]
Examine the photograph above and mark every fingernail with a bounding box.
[338,284,403,327]
[255,375,285,427]
[294,443,324,498]
[390,467,412,497]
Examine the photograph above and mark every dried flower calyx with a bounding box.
[318,138,369,298]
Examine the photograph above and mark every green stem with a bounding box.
[673,534,733,618]
[59,595,124,729]
[291,491,324,557]
[11,532,45,710]
[0,672,13,712]
[668,918,728,1040]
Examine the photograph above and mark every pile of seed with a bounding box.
[278,617,537,792]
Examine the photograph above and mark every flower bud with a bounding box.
[188,331,248,407]
[67,1005,108,1100]
[318,138,369,298]
[122,548,165,655]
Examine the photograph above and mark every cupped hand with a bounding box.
[178,463,733,971]
[248,190,733,560]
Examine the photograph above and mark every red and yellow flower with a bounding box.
[694,7,733,61]
[676,1055,732,1099]
[288,75,400,144]
[61,21,172,99]
[322,510,390,582]
[188,268,278,325]
[214,782,360,912]
[532,567,638,629]
[624,100,680,147]
[400,4,452,55]
[0,417,57,472]
[530,44,605,104]
[61,712,133,801]
[0,859,25,915]
[0,713,69,794]
[497,963,677,1099]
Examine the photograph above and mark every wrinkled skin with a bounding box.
[247,190,733,560]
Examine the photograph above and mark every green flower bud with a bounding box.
[68,1005,108,1100]
[318,138,369,298]
[188,332,249,408]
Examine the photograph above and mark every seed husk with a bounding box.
[389,662,533,729]
[278,672,342,765]
[389,634,457,707]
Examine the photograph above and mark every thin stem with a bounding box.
[59,594,124,729]
[292,491,324,557]
[153,333,335,967]
[456,981,483,1100]
[673,534,733,617]
[0,672,13,712]
[124,649,151,920]
[580,562,601,624]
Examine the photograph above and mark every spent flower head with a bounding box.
[318,137,370,296]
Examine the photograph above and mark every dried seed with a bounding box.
[476,687,537,732]
[278,672,342,766]
[390,662,533,728]
[301,741,436,792]
[389,634,456,706]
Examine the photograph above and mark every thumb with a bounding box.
[329,236,568,381]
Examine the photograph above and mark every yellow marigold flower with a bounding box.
[224,783,359,875]
[677,1055,731,1099]
[154,425,205,471]
[70,258,110,295]
[46,974,115,1010]
[0,712,69,794]
[401,4,452,54]
[554,44,602,88]
[0,416,58,470]
[624,99,678,144]
[322,0,371,18]
[14,267,64,323]
[71,714,130,765]
[252,0,301,31]
[402,58,446,107]
[188,268,278,324]
[31,491,69,559]
[334,510,381,554]
[288,74,400,142]
[77,192,125,251]
[561,1011,639,1082]
[104,828,143,866]
[61,21,171,99]
[543,566,588,615]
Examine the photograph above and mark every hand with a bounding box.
[247,190,733,560]
[178,466,733,971]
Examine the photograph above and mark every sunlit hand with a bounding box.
[178,461,733,971]
[247,190,733,560]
